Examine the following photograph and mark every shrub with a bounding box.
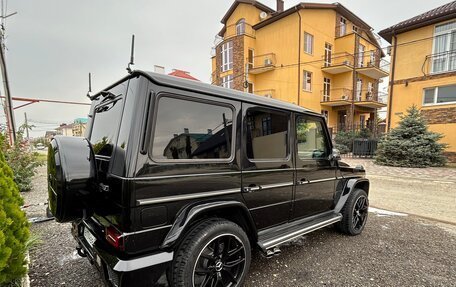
[334,130,357,153]
[0,149,30,285]
[0,128,42,192]
[375,105,447,167]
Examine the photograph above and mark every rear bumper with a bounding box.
[73,221,173,286]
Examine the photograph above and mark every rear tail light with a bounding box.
[105,226,124,250]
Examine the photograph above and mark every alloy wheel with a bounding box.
[352,195,369,232]
[192,234,246,287]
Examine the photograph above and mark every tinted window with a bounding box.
[89,81,128,156]
[296,117,329,160]
[152,96,233,160]
[246,108,288,159]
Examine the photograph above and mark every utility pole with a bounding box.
[24,111,29,142]
[0,0,17,145]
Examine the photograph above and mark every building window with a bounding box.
[248,48,254,69]
[423,85,456,105]
[324,43,332,67]
[248,82,254,93]
[303,70,312,91]
[432,20,456,73]
[339,17,347,36]
[304,32,314,54]
[221,41,233,72]
[151,96,234,160]
[323,78,331,100]
[358,44,365,67]
[236,18,246,35]
[321,110,329,122]
[353,25,359,33]
[222,75,233,89]
[356,78,363,101]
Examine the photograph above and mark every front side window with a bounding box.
[304,32,314,54]
[222,75,233,89]
[246,108,289,160]
[296,117,329,160]
[423,85,456,105]
[152,96,233,160]
[303,70,312,91]
[221,41,233,72]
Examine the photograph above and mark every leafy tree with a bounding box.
[0,149,30,284]
[375,105,447,167]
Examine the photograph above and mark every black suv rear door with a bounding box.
[241,104,294,230]
[292,114,337,219]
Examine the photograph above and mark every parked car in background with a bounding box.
[47,71,369,287]
[35,143,45,150]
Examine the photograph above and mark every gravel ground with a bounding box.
[23,166,456,287]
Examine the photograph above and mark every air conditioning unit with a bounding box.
[265,94,272,98]
[341,95,349,100]
[264,58,273,66]
[343,60,350,65]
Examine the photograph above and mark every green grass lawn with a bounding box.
[35,153,47,163]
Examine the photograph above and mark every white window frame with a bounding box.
[323,78,331,101]
[304,32,314,55]
[248,48,254,69]
[303,70,312,92]
[340,17,347,36]
[222,75,233,89]
[431,20,456,74]
[358,44,365,68]
[356,79,363,101]
[236,19,246,35]
[324,43,332,66]
[221,41,233,72]
[422,85,456,106]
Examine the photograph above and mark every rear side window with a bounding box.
[152,96,234,161]
[296,116,329,160]
[246,108,289,160]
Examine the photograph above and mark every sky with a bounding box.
[0,0,452,138]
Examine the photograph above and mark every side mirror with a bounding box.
[330,148,341,161]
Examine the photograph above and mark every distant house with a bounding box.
[73,118,88,137]
[379,1,456,162]
[168,69,200,81]
[56,123,73,136]
[45,131,57,142]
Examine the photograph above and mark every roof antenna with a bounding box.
[86,72,92,98]
[126,34,135,74]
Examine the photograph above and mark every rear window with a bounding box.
[90,81,128,156]
[151,95,234,161]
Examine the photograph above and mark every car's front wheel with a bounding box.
[171,219,251,287]
[336,188,369,235]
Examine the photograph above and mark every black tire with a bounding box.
[171,219,251,287]
[336,188,369,235]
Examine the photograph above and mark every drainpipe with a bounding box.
[296,7,302,106]
[387,33,397,132]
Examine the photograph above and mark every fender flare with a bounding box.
[334,178,369,213]
[161,200,256,248]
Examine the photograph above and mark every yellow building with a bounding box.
[211,0,388,135]
[379,1,456,162]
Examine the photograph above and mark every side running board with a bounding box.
[258,213,342,253]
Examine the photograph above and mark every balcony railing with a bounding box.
[356,51,389,78]
[353,89,387,103]
[425,50,456,74]
[248,53,276,74]
[222,22,256,40]
[320,88,352,103]
[322,52,354,68]
[254,89,275,98]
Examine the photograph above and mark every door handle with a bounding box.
[243,184,262,193]
[296,178,308,185]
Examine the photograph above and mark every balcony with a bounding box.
[321,52,354,74]
[248,53,276,74]
[353,90,387,108]
[254,89,275,98]
[356,52,389,79]
[424,50,456,75]
[320,88,352,106]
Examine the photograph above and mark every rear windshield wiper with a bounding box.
[90,90,121,101]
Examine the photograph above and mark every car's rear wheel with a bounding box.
[171,219,251,287]
[336,188,369,235]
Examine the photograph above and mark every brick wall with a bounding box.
[213,35,245,90]
[421,107,456,124]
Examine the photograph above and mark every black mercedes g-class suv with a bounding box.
[48,71,369,287]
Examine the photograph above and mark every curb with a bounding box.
[21,252,30,287]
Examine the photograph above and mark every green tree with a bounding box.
[0,149,30,284]
[375,105,447,167]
